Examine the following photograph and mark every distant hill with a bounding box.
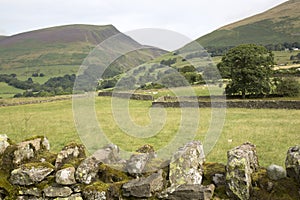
[196,0,300,48]
[0,36,6,41]
[0,24,166,79]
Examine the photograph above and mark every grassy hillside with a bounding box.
[197,0,300,48]
[0,24,166,81]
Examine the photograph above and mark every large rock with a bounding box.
[43,186,73,198]
[10,137,50,165]
[162,184,215,200]
[169,141,205,186]
[285,145,300,183]
[122,169,164,198]
[75,156,100,184]
[226,142,259,200]
[125,153,150,175]
[56,167,76,185]
[55,143,86,168]
[267,164,286,180]
[0,134,10,155]
[75,144,121,184]
[9,162,54,185]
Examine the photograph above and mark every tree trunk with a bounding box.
[242,91,246,99]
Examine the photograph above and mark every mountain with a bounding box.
[196,0,300,48]
[0,24,166,79]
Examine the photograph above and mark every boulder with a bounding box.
[43,186,73,198]
[56,167,76,185]
[55,143,85,168]
[285,145,300,183]
[75,156,100,184]
[169,141,205,186]
[122,169,164,198]
[125,153,150,175]
[0,134,9,155]
[226,142,259,200]
[75,144,120,184]
[162,184,215,200]
[12,137,50,165]
[9,162,54,185]
[267,164,286,180]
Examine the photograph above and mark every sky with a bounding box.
[0,0,288,40]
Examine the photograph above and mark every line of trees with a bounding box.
[0,74,76,97]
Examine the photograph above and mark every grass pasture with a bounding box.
[0,82,25,98]
[0,96,299,167]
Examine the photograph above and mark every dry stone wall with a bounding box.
[0,135,299,200]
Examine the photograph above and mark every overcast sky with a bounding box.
[0,0,287,40]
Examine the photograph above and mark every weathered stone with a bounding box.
[122,169,164,198]
[75,144,120,184]
[285,145,300,183]
[9,162,54,185]
[82,181,109,200]
[0,134,9,155]
[162,184,215,200]
[13,137,50,165]
[226,142,259,200]
[267,164,286,180]
[75,156,99,184]
[53,193,83,200]
[92,144,120,164]
[43,186,73,198]
[18,187,42,197]
[55,143,85,168]
[125,153,150,175]
[56,167,76,185]
[169,141,205,186]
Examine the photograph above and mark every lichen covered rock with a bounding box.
[9,162,54,186]
[43,186,73,198]
[82,181,109,200]
[56,166,76,185]
[169,141,205,186]
[75,144,121,184]
[122,169,164,198]
[226,142,259,200]
[55,143,86,169]
[3,136,50,167]
[125,153,150,175]
[0,134,10,155]
[285,145,300,183]
[162,184,215,200]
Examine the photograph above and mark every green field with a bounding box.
[0,96,299,167]
[0,82,25,98]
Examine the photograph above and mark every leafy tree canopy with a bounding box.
[217,44,274,98]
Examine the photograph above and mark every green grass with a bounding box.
[273,50,300,65]
[0,96,299,167]
[0,82,25,98]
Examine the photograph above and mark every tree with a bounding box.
[275,77,300,97]
[218,44,274,98]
